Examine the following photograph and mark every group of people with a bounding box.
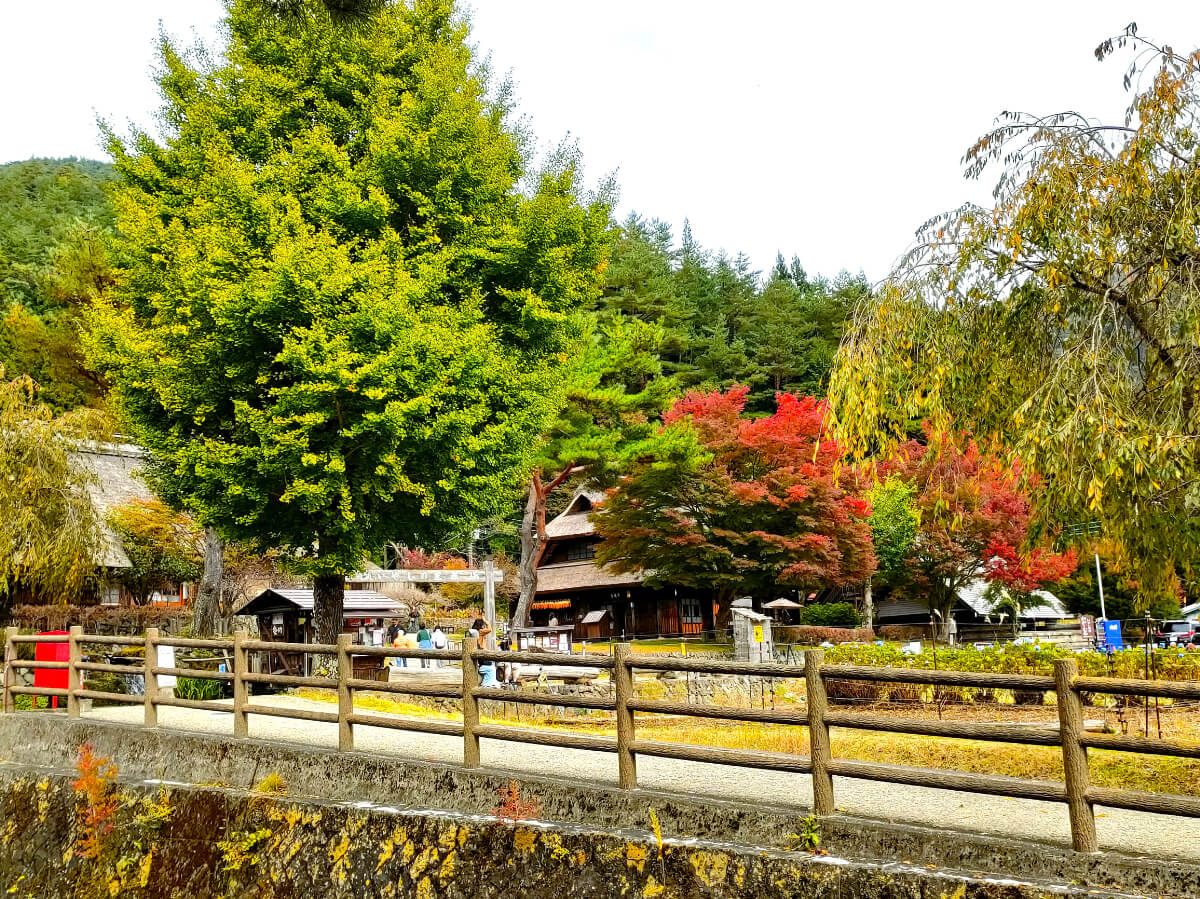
[387,621,448,667]
[386,615,523,685]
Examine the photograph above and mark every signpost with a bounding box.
[347,561,504,649]
[1065,519,1107,626]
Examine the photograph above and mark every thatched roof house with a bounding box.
[70,442,154,570]
[532,489,707,639]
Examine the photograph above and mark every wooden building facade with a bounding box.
[530,491,714,639]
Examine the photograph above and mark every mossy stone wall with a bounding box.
[0,771,1076,899]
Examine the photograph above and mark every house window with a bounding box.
[566,541,597,562]
[681,598,703,635]
[101,585,120,607]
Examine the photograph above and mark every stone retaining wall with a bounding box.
[0,716,1196,897]
[0,768,1125,898]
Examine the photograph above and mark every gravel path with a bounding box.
[85,696,1200,862]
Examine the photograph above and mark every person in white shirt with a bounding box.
[430,626,447,668]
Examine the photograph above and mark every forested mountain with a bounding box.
[0,158,115,410]
[598,214,868,414]
[0,159,865,429]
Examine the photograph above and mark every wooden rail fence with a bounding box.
[4,625,1200,853]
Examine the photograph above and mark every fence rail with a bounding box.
[4,624,1200,853]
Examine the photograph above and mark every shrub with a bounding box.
[175,676,225,701]
[253,772,287,795]
[820,641,1200,682]
[7,604,190,632]
[797,602,861,628]
[84,670,131,707]
[775,625,874,645]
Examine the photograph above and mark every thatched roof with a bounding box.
[70,443,154,569]
[240,588,408,618]
[535,561,643,595]
[544,489,605,540]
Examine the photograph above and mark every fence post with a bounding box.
[804,648,835,816]
[67,626,82,718]
[2,626,17,714]
[144,627,159,728]
[1054,658,1098,852]
[233,630,249,739]
[613,642,637,789]
[337,634,354,752]
[461,639,481,768]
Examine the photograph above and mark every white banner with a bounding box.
[156,644,177,688]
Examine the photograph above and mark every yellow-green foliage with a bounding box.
[253,772,287,795]
[822,641,1200,681]
[0,373,106,602]
[218,828,272,872]
[89,0,611,582]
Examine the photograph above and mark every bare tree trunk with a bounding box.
[713,587,736,634]
[313,572,344,646]
[511,464,577,627]
[863,580,874,629]
[512,477,545,628]
[191,527,223,636]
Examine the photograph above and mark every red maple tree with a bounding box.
[594,387,876,625]
[883,428,1076,628]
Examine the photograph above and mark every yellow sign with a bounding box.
[753,625,764,643]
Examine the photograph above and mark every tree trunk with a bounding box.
[713,588,736,634]
[191,527,223,637]
[313,572,344,647]
[863,580,874,629]
[512,477,545,628]
[928,579,957,642]
[512,464,576,627]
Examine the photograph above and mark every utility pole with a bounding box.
[482,558,498,650]
[1094,552,1107,622]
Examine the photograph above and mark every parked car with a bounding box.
[1156,620,1197,648]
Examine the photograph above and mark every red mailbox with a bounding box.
[34,630,69,709]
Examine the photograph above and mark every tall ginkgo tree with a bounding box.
[90,0,610,645]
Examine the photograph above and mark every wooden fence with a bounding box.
[4,626,1200,853]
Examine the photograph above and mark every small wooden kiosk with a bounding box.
[510,624,576,653]
[239,588,409,676]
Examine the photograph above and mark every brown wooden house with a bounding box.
[531,491,713,639]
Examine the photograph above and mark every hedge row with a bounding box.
[6,604,190,631]
[821,641,1200,681]
[775,625,876,645]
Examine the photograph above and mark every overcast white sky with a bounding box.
[3,2,1199,281]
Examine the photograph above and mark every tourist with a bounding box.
[391,627,412,667]
[417,626,432,668]
[498,633,521,685]
[497,633,511,683]
[430,626,447,668]
[468,617,497,687]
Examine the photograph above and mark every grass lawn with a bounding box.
[572,637,731,654]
